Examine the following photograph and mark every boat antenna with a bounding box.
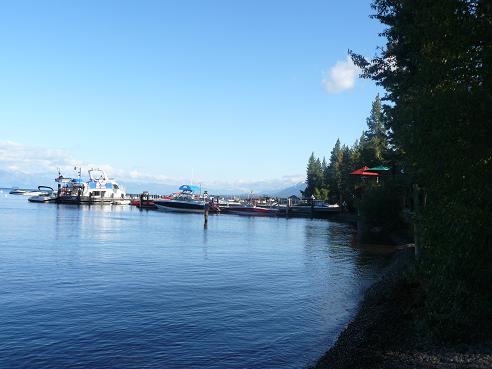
[74,166,81,180]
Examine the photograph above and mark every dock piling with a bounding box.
[204,202,209,228]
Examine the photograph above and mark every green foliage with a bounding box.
[357,181,406,243]
[313,187,329,201]
[418,200,492,341]
[327,139,342,203]
[352,0,492,340]
[304,152,323,198]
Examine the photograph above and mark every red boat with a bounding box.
[130,193,175,210]
[130,199,157,209]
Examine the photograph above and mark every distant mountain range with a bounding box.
[0,169,306,198]
[0,169,54,191]
[123,180,306,197]
[274,182,306,197]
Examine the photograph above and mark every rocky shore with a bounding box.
[311,249,492,369]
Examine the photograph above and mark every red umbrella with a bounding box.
[350,166,379,176]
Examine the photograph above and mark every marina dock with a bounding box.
[127,192,345,219]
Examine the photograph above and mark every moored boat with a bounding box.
[220,205,279,216]
[129,191,176,210]
[154,185,205,213]
[154,198,206,213]
[56,168,129,205]
[289,200,341,217]
[130,199,157,209]
[10,188,46,196]
[28,186,57,203]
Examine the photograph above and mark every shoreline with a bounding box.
[311,249,492,369]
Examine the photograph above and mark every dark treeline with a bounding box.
[346,0,491,341]
[306,0,491,342]
[304,94,392,209]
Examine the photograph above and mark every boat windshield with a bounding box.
[88,169,108,181]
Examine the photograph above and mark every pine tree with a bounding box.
[365,94,387,162]
[304,153,323,198]
[321,157,327,187]
[327,139,342,203]
[339,145,353,204]
[359,95,387,166]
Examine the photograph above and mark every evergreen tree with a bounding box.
[365,94,387,163]
[323,156,332,197]
[327,139,342,203]
[350,139,362,169]
[321,157,327,187]
[359,95,387,166]
[339,145,354,205]
[304,153,323,198]
[314,157,323,192]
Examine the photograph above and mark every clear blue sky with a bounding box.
[0,0,383,186]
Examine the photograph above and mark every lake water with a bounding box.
[0,192,392,368]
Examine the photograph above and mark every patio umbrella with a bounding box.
[350,166,379,176]
[365,165,390,172]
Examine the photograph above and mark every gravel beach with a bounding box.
[311,249,492,369]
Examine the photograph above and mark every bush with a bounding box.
[357,180,406,243]
[417,193,492,342]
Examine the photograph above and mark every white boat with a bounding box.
[10,188,45,196]
[218,198,243,207]
[56,168,129,205]
[28,186,57,203]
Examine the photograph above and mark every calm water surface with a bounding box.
[0,192,391,368]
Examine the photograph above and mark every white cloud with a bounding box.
[0,140,303,193]
[0,141,79,174]
[322,56,361,93]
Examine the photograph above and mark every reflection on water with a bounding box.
[0,195,392,369]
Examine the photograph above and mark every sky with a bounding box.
[0,0,384,191]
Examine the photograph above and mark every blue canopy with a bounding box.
[179,184,200,192]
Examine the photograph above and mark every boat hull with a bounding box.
[154,200,205,213]
[28,195,57,203]
[221,206,278,216]
[288,205,341,218]
[10,190,45,196]
[56,196,128,205]
[130,199,157,209]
